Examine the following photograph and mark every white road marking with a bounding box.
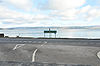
[44,41,47,44]
[32,49,38,62]
[13,44,25,50]
[41,41,47,46]
[29,41,32,43]
[19,41,22,42]
[23,41,27,42]
[12,41,47,62]
[32,41,47,62]
[97,51,100,59]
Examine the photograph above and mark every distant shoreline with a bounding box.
[1,37,100,40]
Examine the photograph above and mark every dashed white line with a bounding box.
[44,41,47,44]
[32,41,47,62]
[28,41,32,43]
[41,41,47,46]
[19,41,22,42]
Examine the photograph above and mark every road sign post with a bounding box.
[44,28,57,38]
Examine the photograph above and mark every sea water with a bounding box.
[0,27,100,38]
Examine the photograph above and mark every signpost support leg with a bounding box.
[49,33,51,38]
[55,33,56,38]
[44,33,45,38]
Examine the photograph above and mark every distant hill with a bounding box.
[0,26,100,30]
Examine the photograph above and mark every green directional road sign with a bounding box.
[44,31,57,34]
[44,28,57,38]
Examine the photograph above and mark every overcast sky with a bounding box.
[0,0,100,28]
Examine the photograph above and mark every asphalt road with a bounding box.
[0,38,100,66]
[0,38,100,47]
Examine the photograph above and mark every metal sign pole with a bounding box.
[55,33,56,38]
[44,32,45,38]
[44,28,57,38]
[49,28,51,38]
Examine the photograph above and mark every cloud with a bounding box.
[32,14,53,20]
[50,9,79,20]
[0,0,100,27]
[80,5,91,13]
[39,0,86,21]
[43,0,100,21]
[85,9,100,21]
[79,5,100,21]
[49,4,100,21]
[5,0,33,11]
[47,0,86,10]
[0,5,54,28]
[0,6,32,20]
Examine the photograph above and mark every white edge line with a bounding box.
[32,49,38,62]
[32,41,47,62]
[13,44,25,50]
[97,51,100,59]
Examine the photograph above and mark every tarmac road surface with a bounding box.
[0,38,100,66]
[0,38,100,47]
